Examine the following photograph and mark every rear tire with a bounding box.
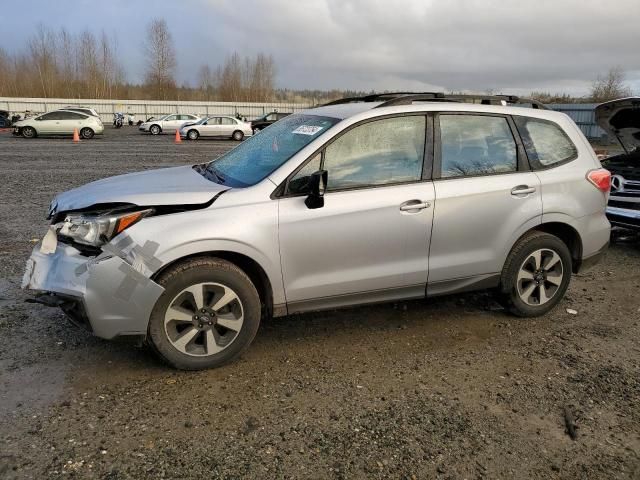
[187,129,199,140]
[232,130,244,141]
[80,127,94,139]
[147,257,261,370]
[22,126,36,138]
[500,231,572,317]
[150,124,161,135]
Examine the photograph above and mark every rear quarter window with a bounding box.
[514,117,578,168]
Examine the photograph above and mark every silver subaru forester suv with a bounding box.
[23,93,611,370]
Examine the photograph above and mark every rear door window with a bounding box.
[438,114,517,178]
[58,111,86,120]
[513,117,578,168]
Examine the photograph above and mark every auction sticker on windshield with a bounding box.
[292,125,324,136]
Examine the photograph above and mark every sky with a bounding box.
[2,0,640,96]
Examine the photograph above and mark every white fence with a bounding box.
[0,97,314,123]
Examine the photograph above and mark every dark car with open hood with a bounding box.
[596,98,640,231]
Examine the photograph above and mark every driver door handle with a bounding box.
[399,200,431,212]
[511,185,536,196]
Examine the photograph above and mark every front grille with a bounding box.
[610,175,640,195]
[609,199,640,211]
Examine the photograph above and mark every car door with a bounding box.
[205,117,223,137]
[163,115,179,131]
[34,112,60,133]
[58,111,86,133]
[220,117,236,136]
[427,112,542,294]
[278,114,435,311]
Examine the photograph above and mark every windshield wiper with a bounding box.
[206,165,227,184]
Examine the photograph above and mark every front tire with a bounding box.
[187,129,199,140]
[22,126,36,138]
[148,257,261,370]
[500,232,572,317]
[232,130,244,141]
[149,124,161,135]
[80,127,94,139]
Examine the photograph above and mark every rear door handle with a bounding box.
[400,200,431,212]
[511,185,536,196]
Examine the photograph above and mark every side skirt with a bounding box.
[426,273,500,297]
[286,284,426,315]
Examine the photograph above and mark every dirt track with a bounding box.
[0,127,639,479]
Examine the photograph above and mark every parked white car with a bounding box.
[12,109,104,139]
[179,116,253,141]
[138,114,201,135]
[62,106,101,118]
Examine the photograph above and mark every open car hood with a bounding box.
[50,165,227,215]
[595,97,640,153]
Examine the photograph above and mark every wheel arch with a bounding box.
[152,250,277,318]
[511,222,583,274]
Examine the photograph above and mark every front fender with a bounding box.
[120,198,284,306]
[155,239,285,306]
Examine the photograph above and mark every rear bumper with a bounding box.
[606,206,640,230]
[578,241,609,272]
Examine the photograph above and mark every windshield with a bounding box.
[204,114,339,187]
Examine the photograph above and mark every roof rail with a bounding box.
[320,92,547,110]
[320,92,445,106]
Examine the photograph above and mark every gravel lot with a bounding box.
[0,127,639,479]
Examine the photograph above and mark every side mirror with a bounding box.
[305,170,328,209]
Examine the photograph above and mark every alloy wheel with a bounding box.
[164,282,244,356]
[516,248,564,306]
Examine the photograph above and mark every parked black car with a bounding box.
[250,111,291,133]
[595,97,640,231]
[0,110,11,128]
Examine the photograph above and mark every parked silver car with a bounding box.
[138,114,201,135]
[179,116,253,141]
[12,109,104,139]
[23,93,611,370]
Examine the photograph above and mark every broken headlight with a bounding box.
[58,209,153,247]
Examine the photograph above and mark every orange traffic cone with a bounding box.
[72,128,80,143]
[174,129,182,144]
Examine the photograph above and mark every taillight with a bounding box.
[587,169,611,193]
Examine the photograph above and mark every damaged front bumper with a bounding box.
[22,238,164,339]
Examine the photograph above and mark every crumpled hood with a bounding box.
[51,165,228,215]
[595,97,640,153]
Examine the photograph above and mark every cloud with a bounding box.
[195,0,640,94]
[3,0,640,95]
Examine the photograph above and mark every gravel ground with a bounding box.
[0,127,639,479]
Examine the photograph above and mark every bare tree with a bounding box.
[143,18,177,100]
[58,28,78,98]
[28,24,58,97]
[590,67,633,103]
[197,65,216,100]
